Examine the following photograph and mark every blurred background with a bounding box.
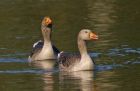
[0,0,140,57]
[0,0,140,91]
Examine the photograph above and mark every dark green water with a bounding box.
[0,0,140,91]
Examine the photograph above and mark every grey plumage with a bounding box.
[58,52,81,68]
[58,29,98,72]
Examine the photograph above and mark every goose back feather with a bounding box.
[58,52,81,68]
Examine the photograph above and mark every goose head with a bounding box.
[42,16,52,29]
[78,29,98,41]
[41,16,53,40]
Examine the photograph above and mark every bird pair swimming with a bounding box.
[29,16,98,72]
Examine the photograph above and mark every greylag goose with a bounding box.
[29,16,60,61]
[58,29,98,72]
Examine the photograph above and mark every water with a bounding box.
[0,0,140,91]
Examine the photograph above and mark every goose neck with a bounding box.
[41,25,52,44]
[77,38,88,56]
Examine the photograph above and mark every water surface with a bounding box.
[0,0,140,91]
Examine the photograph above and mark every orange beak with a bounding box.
[89,32,98,40]
[44,17,52,25]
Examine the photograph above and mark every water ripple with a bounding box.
[107,47,140,57]
[0,69,58,74]
[0,58,28,63]
[0,69,44,74]
[95,64,123,71]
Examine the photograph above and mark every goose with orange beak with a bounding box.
[29,16,60,61]
[58,29,98,72]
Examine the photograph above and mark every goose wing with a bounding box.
[58,52,81,68]
[30,40,43,57]
[52,45,60,54]
[30,40,60,57]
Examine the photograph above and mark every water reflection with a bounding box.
[86,0,117,50]
[31,60,57,91]
[59,71,95,91]
[31,59,57,70]
[32,60,96,91]
[42,72,54,91]
[95,71,119,91]
[0,0,139,91]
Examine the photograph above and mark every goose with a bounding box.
[29,16,60,61]
[58,29,98,72]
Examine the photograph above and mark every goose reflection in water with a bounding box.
[42,72,54,91]
[59,71,97,91]
[31,59,57,70]
[31,59,57,91]
[31,60,97,91]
